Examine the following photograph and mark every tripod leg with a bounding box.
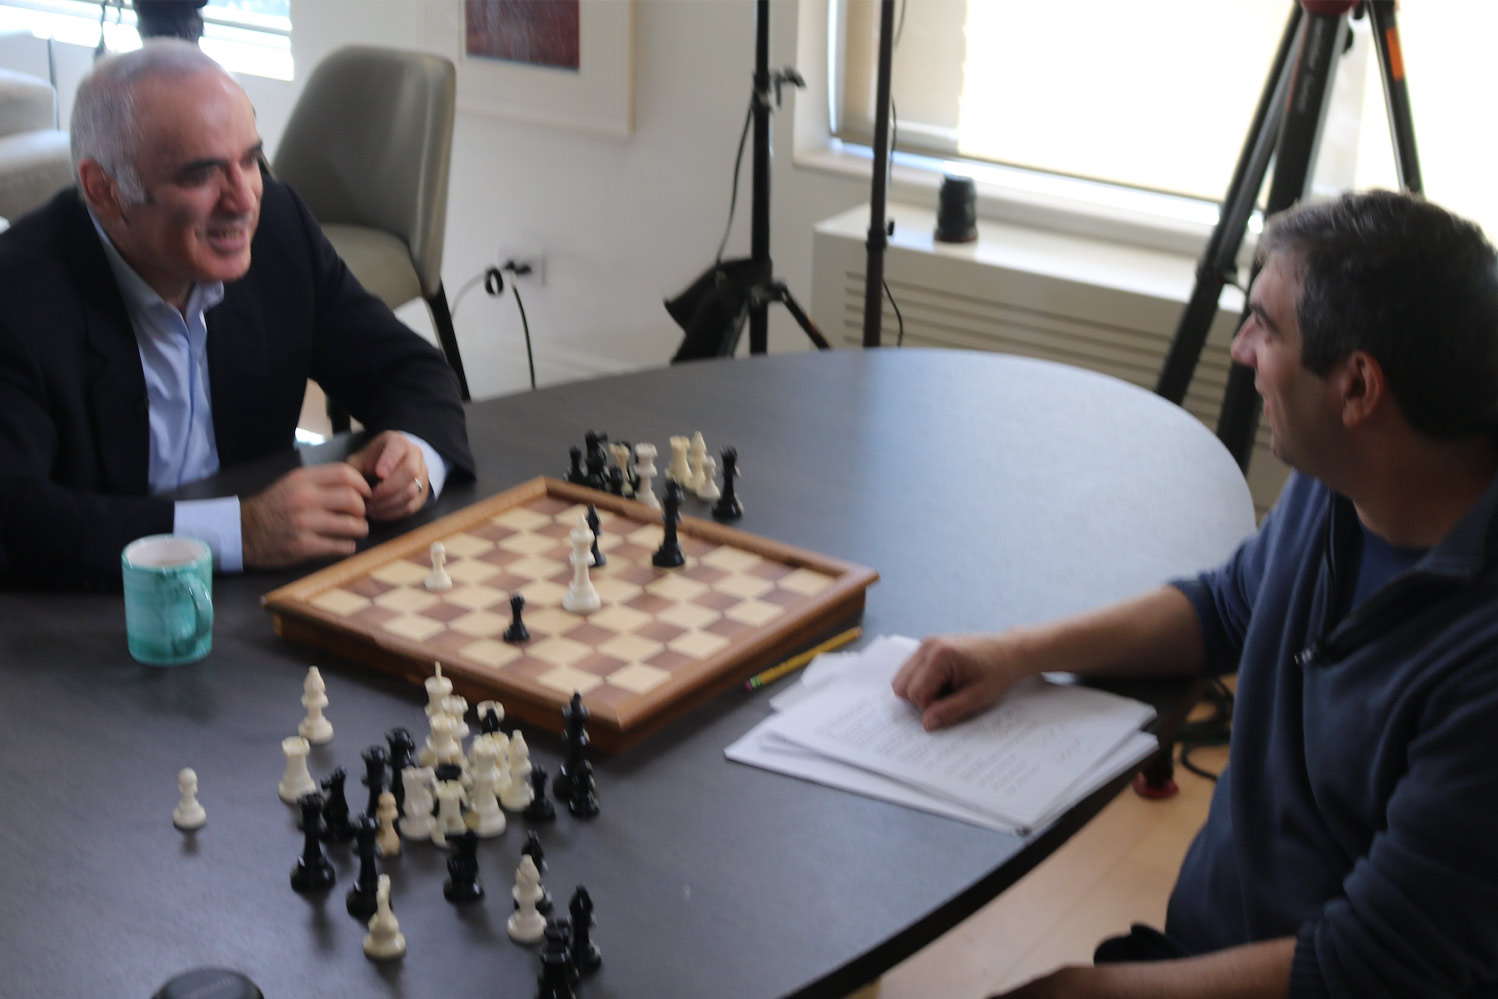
[773,285,832,350]
[1156,3,1302,406]
[1217,8,1352,468]
[1367,0,1423,193]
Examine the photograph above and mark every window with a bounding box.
[833,0,1498,243]
[0,0,292,79]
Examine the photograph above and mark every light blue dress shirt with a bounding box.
[91,219,449,573]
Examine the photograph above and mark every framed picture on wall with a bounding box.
[422,0,633,138]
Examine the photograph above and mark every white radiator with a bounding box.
[811,203,1290,517]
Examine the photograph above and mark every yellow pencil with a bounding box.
[744,626,863,691]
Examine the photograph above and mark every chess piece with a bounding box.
[500,733,535,811]
[346,815,380,919]
[476,700,505,734]
[318,767,355,842]
[585,505,605,568]
[361,745,388,819]
[608,442,634,496]
[504,594,531,643]
[277,736,316,804]
[556,692,590,800]
[374,791,400,857]
[652,481,686,568]
[583,443,608,492]
[384,728,416,816]
[425,541,452,592]
[508,855,547,944]
[297,666,333,744]
[562,527,601,613]
[431,779,467,849]
[696,453,721,501]
[713,446,744,520]
[569,886,602,975]
[172,767,206,831]
[466,738,507,837]
[444,829,484,904]
[397,766,436,840]
[688,431,709,493]
[363,874,406,961]
[290,792,335,893]
[424,662,453,718]
[520,830,553,915]
[425,712,464,769]
[565,445,584,484]
[565,760,600,820]
[633,443,660,510]
[539,919,576,998]
[666,434,691,484]
[522,765,557,822]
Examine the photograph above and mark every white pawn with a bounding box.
[297,666,334,745]
[634,443,660,510]
[277,736,316,804]
[500,732,534,811]
[688,431,708,491]
[363,874,406,961]
[426,541,452,592]
[562,527,601,613]
[696,453,721,501]
[466,739,507,837]
[507,855,547,944]
[172,767,207,831]
[424,662,453,717]
[398,766,437,840]
[666,434,692,484]
[375,791,401,857]
[431,779,467,848]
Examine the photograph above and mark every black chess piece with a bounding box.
[556,692,590,800]
[652,480,686,568]
[443,829,484,904]
[479,705,503,736]
[522,765,557,823]
[537,919,577,999]
[385,728,416,817]
[504,593,531,643]
[583,449,608,492]
[606,465,625,496]
[318,767,354,842]
[290,792,335,893]
[584,504,605,567]
[361,745,388,819]
[620,441,640,496]
[565,759,600,820]
[713,446,743,521]
[546,917,580,987]
[346,815,380,919]
[569,886,602,975]
[565,445,584,484]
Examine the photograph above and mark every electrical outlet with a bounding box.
[499,248,545,286]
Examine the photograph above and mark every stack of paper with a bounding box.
[726,636,1160,834]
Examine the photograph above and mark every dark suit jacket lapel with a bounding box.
[206,274,266,468]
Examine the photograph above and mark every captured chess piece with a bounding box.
[362,874,406,961]
[508,855,548,944]
[569,886,602,975]
[520,831,553,914]
[504,593,531,643]
[318,767,355,842]
[397,766,436,840]
[565,760,600,820]
[444,829,484,904]
[290,792,335,893]
[696,453,721,501]
[172,767,206,831]
[565,445,584,484]
[585,504,605,567]
[583,433,608,491]
[297,665,333,744]
[374,791,400,857]
[538,919,576,999]
[385,727,416,816]
[346,815,380,920]
[666,434,692,485]
[555,692,589,800]
[652,480,686,568]
[425,541,452,592]
[713,446,744,521]
[633,442,661,510]
[277,736,316,804]
[522,765,557,822]
[361,745,388,819]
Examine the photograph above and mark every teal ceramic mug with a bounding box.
[121,535,214,666]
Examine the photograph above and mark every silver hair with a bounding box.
[70,40,231,205]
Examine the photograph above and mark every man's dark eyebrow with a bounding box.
[1247,297,1279,333]
[172,141,264,180]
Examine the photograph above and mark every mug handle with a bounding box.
[171,574,214,655]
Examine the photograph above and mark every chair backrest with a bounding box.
[271,46,455,298]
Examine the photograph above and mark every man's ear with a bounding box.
[77,160,125,223]
[1334,350,1387,429]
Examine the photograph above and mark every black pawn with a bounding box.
[504,593,531,643]
[361,745,388,819]
[318,767,354,842]
[346,815,380,919]
[585,504,605,568]
[565,759,600,820]
[606,465,625,496]
[444,829,484,904]
[565,445,584,484]
[522,765,557,823]
[713,446,743,520]
[538,919,577,999]
[291,792,335,893]
[569,886,602,975]
[652,481,686,568]
[385,727,416,816]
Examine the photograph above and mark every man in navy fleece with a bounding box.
[894,190,1498,999]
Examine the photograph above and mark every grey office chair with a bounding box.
[272,46,468,427]
[0,68,73,224]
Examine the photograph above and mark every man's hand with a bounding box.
[346,430,429,521]
[892,630,1041,731]
[242,464,372,569]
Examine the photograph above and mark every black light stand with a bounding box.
[1155,0,1422,470]
[861,0,897,348]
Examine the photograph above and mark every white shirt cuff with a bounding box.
[398,432,451,500]
[173,496,244,573]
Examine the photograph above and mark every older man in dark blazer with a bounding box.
[0,41,473,590]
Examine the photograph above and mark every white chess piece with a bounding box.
[667,434,692,484]
[425,541,452,592]
[172,767,207,830]
[634,443,661,510]
[430,780,467,848]
[608,442,634,496]
[562,527,601,613]
[441,694,471,744]
[500,732,534,811]
[297,666,334,745]
[363,874,407,960]
[398,766,437,840]
[277,736,316,804]
[374,791,401,857]
[696,454,721,501]
[425,712,464,769]
[466,740,507,837]
[507,855,548,944]
[688,431,708,492]
[425,663,453,716]
[475,699,505,729]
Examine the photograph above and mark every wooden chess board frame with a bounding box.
[263,477,878,751]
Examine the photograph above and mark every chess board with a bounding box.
[263,477,878,751]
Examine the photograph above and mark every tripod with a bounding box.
[667,0,831,360]
[1154,0,1422,470]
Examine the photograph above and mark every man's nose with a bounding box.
[1229,327,1256,369]
[220,162,259,211]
